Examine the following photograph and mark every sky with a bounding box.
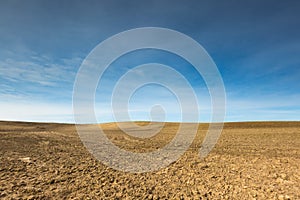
[0,0,299,123]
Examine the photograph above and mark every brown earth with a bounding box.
[0,121,299,199]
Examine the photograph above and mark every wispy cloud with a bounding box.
[0,51,82,122]
[0,56,80,86]
[226,93,300,121]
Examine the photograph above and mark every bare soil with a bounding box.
[0,121,299,199]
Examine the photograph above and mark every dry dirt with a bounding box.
[0,121,299,199]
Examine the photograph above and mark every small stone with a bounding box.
[19,157,31,163]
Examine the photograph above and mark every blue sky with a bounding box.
[0,0,299,123]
